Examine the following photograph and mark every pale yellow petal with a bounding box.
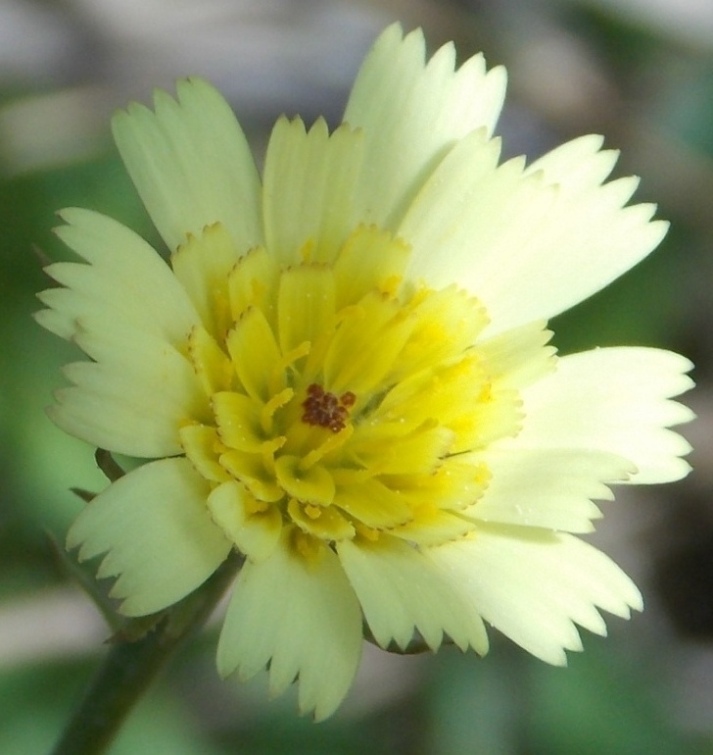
[52,339,208,458]
[187,325,234,397]
[171,223,240,342]
[332,225,410,310]
[400,133,552,299]
[227,245,280,323]
[212,391,266,453]
[277,265,335,355]
[262,117,363,265]
[512,347,694,483]
[345,24,506,229]
[179,424,232,483]
[525,134,616,192]
[401,133,668,333]
[431,525,642,664]
[67,458,231,616]
[337,534,488,654]
[477,320,556,391]
[41,208,199,347]
[217,528,362,721]
[226,307,283,402]
[333,478,414,529]
[473,448,634,533]
[207,481,282,561]
[112,77,262,253]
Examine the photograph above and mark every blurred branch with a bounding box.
[51,552,241,755]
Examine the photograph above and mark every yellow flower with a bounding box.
[37,25,692,720]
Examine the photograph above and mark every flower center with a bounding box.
[178,223,527,554]
[302,385,356,433]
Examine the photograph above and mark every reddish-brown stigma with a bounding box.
[302,384,356,432]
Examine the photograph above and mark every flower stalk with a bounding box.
[52,552,241,755]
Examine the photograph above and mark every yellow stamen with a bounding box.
[260,387,294,434]
[299,424,354,470]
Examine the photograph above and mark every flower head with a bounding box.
[37,25,693,720]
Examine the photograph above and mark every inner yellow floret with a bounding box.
[177,222,524,558]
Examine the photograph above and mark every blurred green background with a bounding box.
[1,0,713,752]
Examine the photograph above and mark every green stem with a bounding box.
[52,553,241,755]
